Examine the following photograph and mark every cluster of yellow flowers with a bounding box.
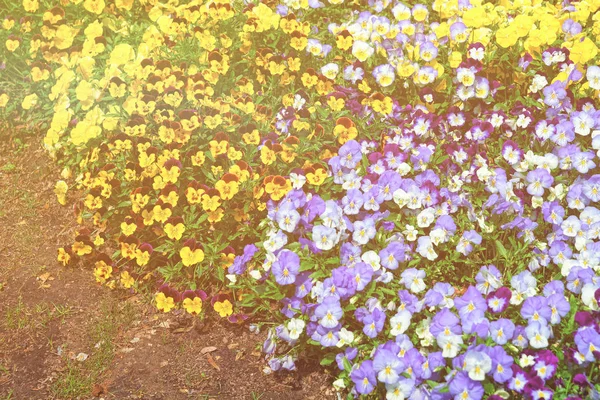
[0,0,342,310]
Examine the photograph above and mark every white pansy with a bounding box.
[403,225,418,242]
[561,259,579,277]
[416,208,436,228]
[352,40,374,62]
[336,328,355,347]
[529,74,548,93]
[582,283,600,311]
[519,354,536,368]
[531,196,544,209]
[437,334,463,358]
[362,250,381,271]
[464,351,492,381]
[333,379,346,390]
[263,230,287,253]
[390,310,412,336]
[586,65,600,89]
[396,162,412,176]
[287,318,305,340]
[429,228,446,246]
[262,251,277,272]
[290,172,306,189]
[393,188,409,208]
[249,270,262,280]
[416,318,434,347]
[320,63,339,80]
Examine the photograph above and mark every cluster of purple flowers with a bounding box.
[236,104,600,396]
[226,1,600,398]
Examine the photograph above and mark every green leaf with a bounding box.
[495,240,508,259]
[483,382,495,394]
[342,357,352,372]
[153,244,170,253]
[379,287,396,296]
[117,200,132,208]
[320,354,335,366]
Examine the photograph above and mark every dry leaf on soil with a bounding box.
[206,354,220,371]
[200,346,217,355]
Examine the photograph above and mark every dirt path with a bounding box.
[0,135,334,400]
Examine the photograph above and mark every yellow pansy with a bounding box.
[57,247,71,266]
[513,15,534,37]
[180,246,205,267]
[260,145,276,165]
[306,168,328,186]
[183,297,203,315]
[207,208,225,223]
[94,261,112,284]
[109,43,135,65]
[84,0,105,14]
[215,176,240,200]
[568,36,598,65]
[252,3,280,31]
[201,193,221,211]
[0,93,9,107]
[165,222,185,241]
[213,299,233,317]
[54,180,68,206]
[121,221,136,236]
[6,35,21,52]
[23,0,39,12]
[155,292,175,312]
[21,93,38,110]
[496,25,518,48]
[462,6,487,28]
[471,28,492,46]
[70,121,101,146]
[54,25,78,49]
[120,271,134,289]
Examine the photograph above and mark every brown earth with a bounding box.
[0,135,336,400]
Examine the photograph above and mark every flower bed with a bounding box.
[1,0,600,398]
